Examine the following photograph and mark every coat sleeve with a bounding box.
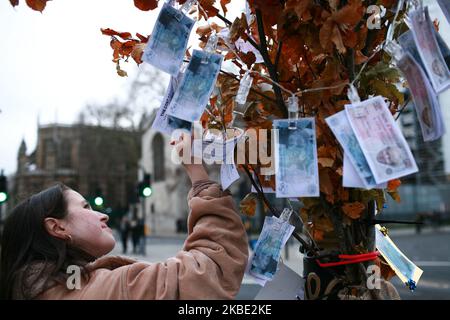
[123,180,249,300]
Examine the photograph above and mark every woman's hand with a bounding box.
[170,132,209,184]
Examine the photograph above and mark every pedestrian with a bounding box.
[0,133,248,299]
[415,213,424,234]
[119,214,130,254]
[130,208,140,254]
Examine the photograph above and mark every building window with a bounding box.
[152,134,165,181]
[60,139,72,169]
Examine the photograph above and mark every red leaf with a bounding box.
[101,28,132,41]
[25,0,49,12]
[136,33,149,43]
[220,0,231,15]
[133,0,158,11]
[342,202,365,220]
[387,179,401,192]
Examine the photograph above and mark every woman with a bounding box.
[0,134,248,299]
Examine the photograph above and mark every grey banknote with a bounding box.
[438,0,450,24]
[343,154,387,189]
[167,49,223,122]
[151,73,192,135]
[397,52,445,141]
[274,118,320,198]
[249,216,295,282]
[398,29,450,74]
[345,96,418,184]
[326,110,378,188]
[143,2,195,76]
[409,6,450,93]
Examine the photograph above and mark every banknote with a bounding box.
[345,96,418,184]
[397,52,445,141]
[254,262,305,300]
[220,162,240,190]
[343,154,387,189]
[409,7,450,93]
[376,225,423,289]
[398,29,450,74]
[326,110,378,188]
[249,216,295,282]
[438,0,450,24]
[151,74,192,135]
[142,2,195,76]
[167,49,223,122]
[273,118,320,198]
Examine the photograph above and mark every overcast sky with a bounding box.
[0,1,449,176]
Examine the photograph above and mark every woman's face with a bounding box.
[63,189,115,257]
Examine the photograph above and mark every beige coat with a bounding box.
[38,180,249,300]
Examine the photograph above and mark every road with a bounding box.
[111,227,450,300]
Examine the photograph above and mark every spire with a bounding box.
[18,137,27,155]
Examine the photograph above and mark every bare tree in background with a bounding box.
[77,66,168,131]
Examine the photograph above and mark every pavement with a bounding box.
[110,226,450,300]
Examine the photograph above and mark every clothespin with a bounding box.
[279,208,293,222]
[202,31,218,64]
[235,70,253,106]
[287,95,299,130]
[386,0,405,43]
[406,279,417,291]
[379,226,389,236]
[410,0,423,11]
[385,40,404,63]
[347,83,361,104]
[175,0,196,21]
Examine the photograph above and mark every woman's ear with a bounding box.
[44,217,68,240]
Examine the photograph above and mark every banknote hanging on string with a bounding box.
[273,118,320,198]
[396,51,446,141]
[151,73,192,135]
[376,225,423,290]
[437,0,450,24]
[248,215,295,283]
[142,2,195,76]
[409,6,450,93]
[345,96,418,184]
[326,110,383,189]
[167,49,223,122]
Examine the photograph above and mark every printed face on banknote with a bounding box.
[345,96,418,183]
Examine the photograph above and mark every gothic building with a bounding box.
[13,123,142,223]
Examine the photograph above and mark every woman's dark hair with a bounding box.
[0,183,93,299]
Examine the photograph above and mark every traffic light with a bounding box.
[139,173,152,198]
[0,171,8,204]
[94,187,104,207]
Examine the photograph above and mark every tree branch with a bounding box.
[216,12,261,52]
[219,69,278,103]
[255,9,288,117]
[275,40,283,71]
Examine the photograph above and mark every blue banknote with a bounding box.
[273,118,319,197]
[168,49,223,122]
[143,2,195,76]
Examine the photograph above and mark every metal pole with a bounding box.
[141,198,146,256]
